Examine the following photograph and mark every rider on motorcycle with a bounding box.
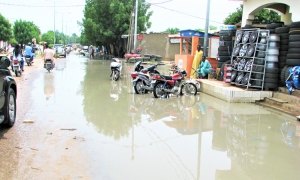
[24,42,35,63]
[43,44,55,68]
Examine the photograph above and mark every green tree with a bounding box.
[165,28,179,34]
[41,30,54,44]
[195,28,204,32]
[224,4,281,25]
[209,25,217,30]
[80,0,152,51]
[0,13,12,42]
[13,20,41,47]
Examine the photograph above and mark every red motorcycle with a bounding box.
[151,69,197,98]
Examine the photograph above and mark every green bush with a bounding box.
[49,44,54,48]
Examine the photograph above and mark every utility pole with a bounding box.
[203,0,211,57]
[133,0,138,50]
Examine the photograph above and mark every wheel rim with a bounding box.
[155,83,165,97]
[9,94,15,122]
[136,81,145,93]
[182,84,197,95]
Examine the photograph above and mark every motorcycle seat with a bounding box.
[161,75,173,80]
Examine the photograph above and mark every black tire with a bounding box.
[254,58,264,65]
[252,65,264,72]
[218,56,231,62]
[219,36,232,41]
[217,61,224,68]
[246,44,255,57]
[280,39,289,45]
[220,60,232,79]
[269,29,276,34]
[218,46,232,51]
[143,57,150,61]
[288,48,300,53]
[256,52,265,58]
[112,70,120,81]
[179,83,197,96]
[265,68,279,74]
[280,45,289,51]
[153,82,168,98]
[290,28,300,31]
[275,26,290,33]
[134,80,145,94]
[280,65,289,84]
[263,82,278,89]
[218,50,231,56]
[289,30,300,35]
[266,22,284,29]
[278,62,286,68]
[279,51,288,56]
[289,34,300,42]
[2,88,16,127]
[286,58,300,66]
[264,78,278,83]
[279,56,287,62]
[289,42,300,48]
[14,70,18,77]
[280,33,289,39]
[265,73,279,79]
[290,21,300,28]
[287,53,300,59]
[219,30,236,36]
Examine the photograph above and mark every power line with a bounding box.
[151,4,224,24]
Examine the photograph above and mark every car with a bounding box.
[54,44,64,54]
[60,49,66,58]
[0,55,17,127]
[82,46,89,52]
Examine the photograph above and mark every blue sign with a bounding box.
[179,29,217,38]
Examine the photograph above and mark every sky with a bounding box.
[0,0,242,36]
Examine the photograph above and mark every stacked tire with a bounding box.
[286,21,300,66]
[264,33,280,90]
[266,22,284,34]
[275,26,290,72]
[217,30,235,81]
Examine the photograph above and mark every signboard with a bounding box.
[170,38,186,44]
[137,35,143,40]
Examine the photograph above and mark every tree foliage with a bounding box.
[165,28,179,34]
[209,25,217,30]
[13,20,41,46]
[80,0,152,48]
[224,4,281,25]
[0,13,12,42]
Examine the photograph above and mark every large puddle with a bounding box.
[1,56,300,179]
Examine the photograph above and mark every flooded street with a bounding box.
[1,54,300,180]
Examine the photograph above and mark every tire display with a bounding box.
[230,29,271,89]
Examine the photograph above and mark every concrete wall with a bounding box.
[136,33,180,60]
[242,0,300,26]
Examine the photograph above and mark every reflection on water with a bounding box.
[81,61,300,180]
[44,73,55,100]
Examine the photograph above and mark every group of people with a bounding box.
[7,42,55,72]
[191,45,213,79]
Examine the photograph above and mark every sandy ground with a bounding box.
[0,56,93,180]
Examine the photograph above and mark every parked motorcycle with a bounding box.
[130,61,160,94]
[110,58,122,81]
[151,69,197,98]
[45,59,53,73]
[12,59,22,77]
[24,55,34,66]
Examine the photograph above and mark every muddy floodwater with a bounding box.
[0,55,300,180]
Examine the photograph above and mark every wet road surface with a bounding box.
[0,53,300,180]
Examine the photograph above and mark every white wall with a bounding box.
[242,0,300,26]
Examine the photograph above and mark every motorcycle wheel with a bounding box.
[14,70,18,77]
[179,83,197,96]
[48,68,50,73]
[134,80,146,94]
[153,82,166,98]
[112,70,120,81]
